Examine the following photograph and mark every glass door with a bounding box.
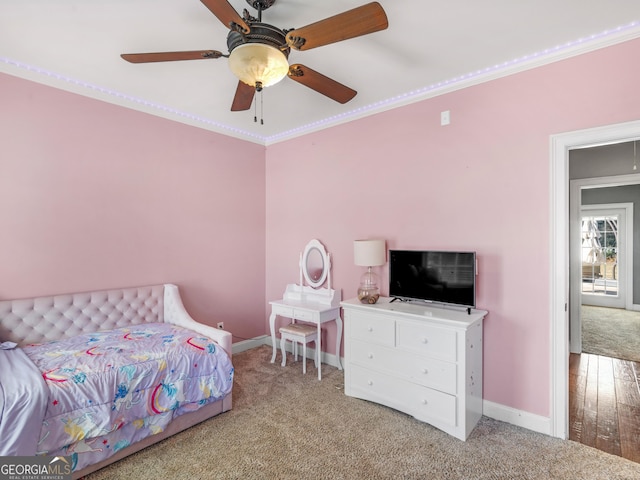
[581,208,625,308]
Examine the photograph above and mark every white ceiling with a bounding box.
[1,1,639,145]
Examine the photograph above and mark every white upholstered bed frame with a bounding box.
[0,283,233,479]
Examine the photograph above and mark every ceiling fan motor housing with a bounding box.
[246,0,276,11]
[227,22,290,56]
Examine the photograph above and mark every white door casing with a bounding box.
[550,119,640,439]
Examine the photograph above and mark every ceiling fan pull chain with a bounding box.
[253,88,264,124]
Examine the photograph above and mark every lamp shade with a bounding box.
[354,239,386,267]
[228,43,289,88]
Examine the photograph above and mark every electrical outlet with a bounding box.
[217,322,224,330]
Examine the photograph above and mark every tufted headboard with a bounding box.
[0,285,165,346]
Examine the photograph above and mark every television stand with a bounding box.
[341,296,488,440]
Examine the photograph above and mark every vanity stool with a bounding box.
[279,323,318,375]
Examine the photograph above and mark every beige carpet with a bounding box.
[84,345,640,480]
[581,305,640,362]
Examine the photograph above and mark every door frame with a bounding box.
[550,119,640,439]
[569,200,634,353]
[579,204,632,308]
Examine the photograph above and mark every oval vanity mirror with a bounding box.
[302,239,329,289]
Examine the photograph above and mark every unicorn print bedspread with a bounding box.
[21,323,234,472]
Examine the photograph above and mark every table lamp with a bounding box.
[354,239,386,304]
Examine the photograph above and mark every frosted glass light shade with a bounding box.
[354,239,386,267]
[228,43,289,88]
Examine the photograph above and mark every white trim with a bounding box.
[3,24,639,147]
[576,173,640,189]
[232,335,271,355]
[550,119,640,439]
[257,336,344,370]
[571,178,640,327]
[482,400,551,436]
[265,23,640,145]
[578,203,633,310]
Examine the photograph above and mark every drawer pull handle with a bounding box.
[367,326,374,332]
[368,353,374,359]
[422,399,428,405]
[422,338,429,344]
[367,380,374,386]
[422,368,428,374]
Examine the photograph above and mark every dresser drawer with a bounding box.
[272,304,314,322]
[350,339,397,371]
[350,339,457,395]
[292,309,314,321]
[396,321,457,362]
[346,310,394,347]
[272,304,293,317]
[348,364,457,428]
[402,352,457,395]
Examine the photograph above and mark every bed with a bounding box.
[0,283,233,479]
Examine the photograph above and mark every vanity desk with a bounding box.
[269,239,342,380]
[269,290,342,379]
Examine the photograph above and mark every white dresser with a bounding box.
[341,297,487,441]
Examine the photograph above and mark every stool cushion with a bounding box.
[279,323,316,338]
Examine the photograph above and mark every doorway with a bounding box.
[550,119,640,440]
[569,196,635,354]
[567,179,640,461]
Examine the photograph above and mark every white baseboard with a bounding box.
[482,399,552,436]
[232,336,343,370]
[231,335,270,354]
[255,336,343,370]
[233,336,551,436]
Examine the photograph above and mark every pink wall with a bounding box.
[3,37,639,419]
[266,38,640,417]
[0,73,266,342]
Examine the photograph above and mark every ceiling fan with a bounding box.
[121,0,388,112]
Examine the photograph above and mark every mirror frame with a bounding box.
[301,239,330,289]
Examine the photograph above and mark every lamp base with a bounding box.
[357,267,380,304]
[357,286,380,304]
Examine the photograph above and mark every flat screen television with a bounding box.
[389,250,476,308]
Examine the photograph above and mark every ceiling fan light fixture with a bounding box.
[228,43,289,89]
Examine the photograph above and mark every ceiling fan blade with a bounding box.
[200,0,250,33]
[231,81,256,111]
[287,64,356,104]
[121,50,225,63]
[286,2,388,51]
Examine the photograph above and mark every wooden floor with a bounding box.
[569,352,640,462]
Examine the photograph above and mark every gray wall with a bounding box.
[570,141,640,304]
[570,141,638,179]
